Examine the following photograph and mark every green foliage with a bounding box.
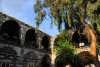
[96,42,100,49]
[34,0,100,33]
[35,64,42,67]
[55,30,77,63]
[55,40,76,62]
[55,31,68,47]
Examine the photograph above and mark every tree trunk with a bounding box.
[90,29,99,67]
[83,23,99,67]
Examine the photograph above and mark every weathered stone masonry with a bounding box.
[0,12,53,67]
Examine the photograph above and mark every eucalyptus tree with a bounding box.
[34,0,100,66]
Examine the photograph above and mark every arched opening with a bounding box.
[26,51,37,59]
[25,29,38,48]
[55,58,65,67]
[72,31,80,44]
[0,20,21,44]
[72,31,88,48]
[23,51,38,67]
[0,47,17,67]
[0,47,17,55]
[41,55,51,67]
[55,55,73,67]
[42,36,49,50]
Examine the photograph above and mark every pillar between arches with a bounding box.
[38,38,42,50]
[20,27,27,45]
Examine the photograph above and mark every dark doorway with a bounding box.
[41,55,51,67]
[42,36,49,50]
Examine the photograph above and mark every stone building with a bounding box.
[0,12,100,67]
[0,12,54,67]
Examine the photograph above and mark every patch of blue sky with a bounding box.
[0,0,59,36]
[85,17,90,24]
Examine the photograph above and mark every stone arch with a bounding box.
[42,36,50,50]
[23,51,38,67]
[41,54,51,67]
[55,58,62,67]
[26,51,38,59]
[72,31,88,47]
[53,29,76,46]
[25,29,38,48]
[0,47,17,55]
[0,47,17,67]
[52,36,57,52]
[0,20,21,44]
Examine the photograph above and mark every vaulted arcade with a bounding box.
[0,20,21,44]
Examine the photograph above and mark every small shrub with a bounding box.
[55,30,77,63]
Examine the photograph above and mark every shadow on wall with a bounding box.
[41,54,51,67]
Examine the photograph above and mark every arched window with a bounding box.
[41,55,51,67]
[28,63,34,67]
[24,51,38,67]
[72,31,88,48]
[0,20,21,44]
[2,62,6,67]
[1,61,10,67]
[42,36,49,50]
[25,29,38,48]
[55,55,70,67]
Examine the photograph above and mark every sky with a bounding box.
[0,0,63,36]
[0,0,90,36]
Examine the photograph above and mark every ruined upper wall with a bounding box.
[0,11,52,38]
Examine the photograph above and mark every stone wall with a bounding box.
[0,12,53,67]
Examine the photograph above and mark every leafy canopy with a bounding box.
[54,30,77,62]
[34,0,100,32]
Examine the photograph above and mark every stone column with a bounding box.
[20,27,27,45]
[51,36,56,67]
[38,38,42,49]
[21,33,26,45]
[36,34,39,49]
[37,31,44,49]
